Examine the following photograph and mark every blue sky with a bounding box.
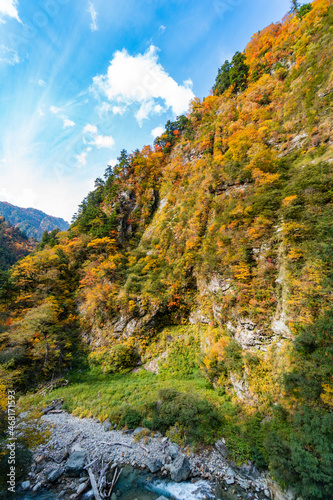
[0,0,292,222]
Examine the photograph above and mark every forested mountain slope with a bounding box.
[0,216,33,271]
[1,1,333,498]
[0,201,69,240]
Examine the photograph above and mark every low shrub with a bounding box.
[89,343,140,374]
[145,388,223,444]
[120,407,143,428]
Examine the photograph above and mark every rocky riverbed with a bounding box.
[18,411,294,500]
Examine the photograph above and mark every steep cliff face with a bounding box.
[79,0,333,357]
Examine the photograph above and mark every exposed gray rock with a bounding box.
[144,351,167,374]
[47,467,62,483]
[215,439,229,458]
[197,274,233,295]
[82,490,94,500]
[146,457,162,473]
[32,481,42,492]
[227,319,264,349]
[65,450,87,477]
[167,443,179,459]
[77,481,89,495]
[133,427,146,436]
[168,454,191,482]
[225,467,235,485]
[239,461,260,479]
[113,315,131,333]
[71,442,85,453]
[189,308,210,324]
[229,371,258,404]
[103,419,112,432]
[156,496,169,500]
[125,318,139,336]
[225,476,235,485]
[21,480,30,491]
[34,453,47,473]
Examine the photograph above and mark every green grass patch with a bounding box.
[19,324,267,461]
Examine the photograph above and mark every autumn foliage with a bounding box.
[1,2,333,496]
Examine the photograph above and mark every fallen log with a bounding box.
[84,458,98,470]
[42,399,63,415]
[107,467,122,499]
[101,441,132,449]
[87,467,103,500]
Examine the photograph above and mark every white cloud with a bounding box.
[0,45,20,65]
[154,104,163,113]
[112,105,125,115]
[0,186,37,208]
[50,105,61,114]
[50,106,75,129]
[38,79,46,87]
[151,126,164,139]
[107,158,117,167]
[135,100,154,126]
[183,78,193,88]
[92,134,115,149]
[88,2,98,32]
[63,118,75,128]
[0,0,21,24]
[159,25,166,33]
[75,147,91,167]
[83,123,98,134]
[92,45,195,125]
[83,123,114,149]
[98,102,111,117]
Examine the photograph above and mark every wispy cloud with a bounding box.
[0,0,22,24]
[50,105,75,129]
[50,106,61,115]
[83,123,115,149]
[63,118,75,128]
[0,45,20,65]
[112,105,126,115]
[92,134,114,148]
[75,147,91,167]
[88,2,98,32]
[83,123,98,134]
[92,45,195,126]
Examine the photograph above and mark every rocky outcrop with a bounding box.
[65,451,87,477]
[167,454,191,482]
[227,318,265,350]
[189,273,234,325]
[146,457,162,473]
[144,351,167,374]
[229,371,258,404]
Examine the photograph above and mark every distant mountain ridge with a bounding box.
[0,201,69,240]
[0,216,34,270]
